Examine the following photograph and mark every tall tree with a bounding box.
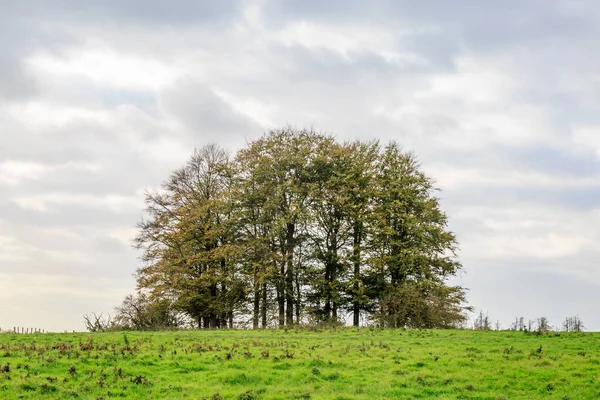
[232,158,278,329]
[369,142,466,328]
[343,140,380,326]
[304,141,349,323]
[135,145,245,329]
[235,127,332,326]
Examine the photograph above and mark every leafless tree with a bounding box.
[519,317,525,331]
[83,313,116,332]
[474,310,491,330]
[536,316,551,333]
[562,316,584,332]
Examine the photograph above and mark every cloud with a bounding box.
[1,0,600,331]
[3,0,243,26]
[11,193,140,213]
[29,49,175,91]
[0,160,100,185]
[157,79,265,143]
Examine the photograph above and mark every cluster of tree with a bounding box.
[473,310,494,331]
[471,311,585,333]
[128,128,469,330]
[562,315,584,332]
[510,316,553,333]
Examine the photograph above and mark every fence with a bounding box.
[1,327,46,334]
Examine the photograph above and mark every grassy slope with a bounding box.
[0,328,598,399]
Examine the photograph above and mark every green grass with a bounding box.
[0,328,599,399]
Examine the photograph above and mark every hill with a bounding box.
[0,328,597,399]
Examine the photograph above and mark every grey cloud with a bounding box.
[0,53,37,100]
[443,185,600,211]
[0,201,141,231]
[422,144,600,183]
[0,23,38,100]
[37,75,159,112]
[0,0,242,101]
[158,80,265,143]
[502,145,600,177]
[266,0,596,47]
[4,0,243,27]
[0,5,91,101]
[94,236,127,254]
[272,44,435,84]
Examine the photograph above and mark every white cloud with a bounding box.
[108,227,139,246]
[28,49,176,91]
[0,160,100,185]
[0,234,89,266]
[420,56,516,105]
[454,204,600,273]
[6,101,111,129]
[467,231,589,260]
[0,161,47,185]
[278,21,395,58]
[214,89,277,128]
[428,164,600,190]
[11,193,141,213]
[572,125,600,157]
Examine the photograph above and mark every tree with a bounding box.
[368,143,467,328]
[537,317,551,333]
[130,129,469,329]
[376,281,469,329]
[473,310,491,331]
[135,145,245,329]
[562,316,584,332]
[114,292,184,330]
[304,140,352,323]
[235,127,334,327]
[341,140,380,326]
[83,313,116,332]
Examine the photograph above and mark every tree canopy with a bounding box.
[133,127,470,329]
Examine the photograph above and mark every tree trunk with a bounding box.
[252,281,260,329]
[277,263,285,327]
[209,283,218,328]
[324,261,331,320]
[285,222,295,326]
[324,232,338,322]
[352,222,362,327]
[261,282,268,328]
[295,267,301,324]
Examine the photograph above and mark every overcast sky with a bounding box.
[2,0,600,332]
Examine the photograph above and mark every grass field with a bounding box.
[0,328,599,399]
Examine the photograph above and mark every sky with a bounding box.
[1,0,600,332]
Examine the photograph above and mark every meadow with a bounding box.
[0,328,598,399]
